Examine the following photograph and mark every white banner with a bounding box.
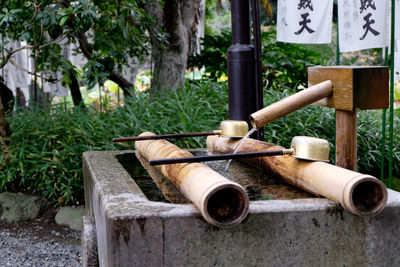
[43,72,69,97]
[396,40,399,86]
[339,0,390,52]
[396,0,400,40]
[4,40,29,89]
[277,0,333,44]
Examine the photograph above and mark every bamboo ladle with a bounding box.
[149,136,330,165]
[113,120,249,142]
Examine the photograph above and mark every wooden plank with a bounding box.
[308,67,354,111]
[336,110,358,171]
[308,66,389,111]
[354,67,389,110]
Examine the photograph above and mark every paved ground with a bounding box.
[0,219,81,266]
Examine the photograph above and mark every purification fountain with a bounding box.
[81,66,400,267]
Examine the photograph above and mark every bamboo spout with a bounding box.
[135,132,249,227]
[249,80,333,129]
[206,135,387,216]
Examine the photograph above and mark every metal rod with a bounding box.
[113,131,216,142]
[388,0,396,189]
[381,48,389,181]
[149,149,292,165]
[231,0,250,44]
[251,0,263,141]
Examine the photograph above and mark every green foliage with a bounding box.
[190,26,324,90]
[1,80,398,205]
[188,29,231,79]
[204,0,231,35]
[261,27,324,91]
[0,0,159,89]
[340,48,385,66]
[0,80,228,205]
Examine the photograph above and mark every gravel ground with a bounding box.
[0,219,81,266]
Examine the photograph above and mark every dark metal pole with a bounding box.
[113,131,216,142]
[228,0,258,139]
[149,149,290,165]
[251,0,264,140]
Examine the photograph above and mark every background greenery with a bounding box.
[1,79,399,205]
[0,0,398,206]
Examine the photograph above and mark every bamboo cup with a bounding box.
[207,135,387,216]
[135,132,249,227]
[249,80,333,129]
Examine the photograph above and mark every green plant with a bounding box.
[1,80,398,206]
[0,0,160,95]
[261,27,324,91]
[0,80,228,205]
[188,29,231,79]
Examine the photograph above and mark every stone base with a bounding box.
[83,151,400,267]
[81,216,99,267]
[0,192,44,223]
[55,206,85,231]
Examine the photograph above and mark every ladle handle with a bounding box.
[113,131,218,142]
[249,80,333,129]
[149,149,294,165]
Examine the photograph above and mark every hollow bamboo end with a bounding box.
[249,115,258,129]
[343,176,387,216]
[200,182,249,228]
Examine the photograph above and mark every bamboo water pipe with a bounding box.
[206,135,387,216]
[249,80,333,129]
[135,132,249,227]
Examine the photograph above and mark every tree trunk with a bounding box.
[68,72,86,110]
[147,0,203,93]
[107,72,134,98]
[16,88,27,109]
[0,96,11,153]
[74,31,135,98]
[0,81,14,114]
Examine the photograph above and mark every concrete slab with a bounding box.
[81,216,99,267]
[83,150,400,267]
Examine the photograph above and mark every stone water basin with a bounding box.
[83,150,400,267]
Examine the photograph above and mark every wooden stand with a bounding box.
[336,110,357,171]
[308,66,389,170]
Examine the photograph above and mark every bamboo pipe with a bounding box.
[206,136,387,216]
[249,80,333,129]
[135,132,249,227]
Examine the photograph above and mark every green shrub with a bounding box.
[0,80,398,205]
[188,29,231,79]
[0,80,228,205]
[261,27,325,91]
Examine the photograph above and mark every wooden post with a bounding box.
[336,110,357,171]
[308,66,389,171]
